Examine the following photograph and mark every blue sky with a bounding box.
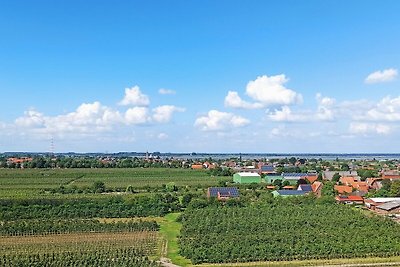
[1,0,400,153]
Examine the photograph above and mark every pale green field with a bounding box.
[0,168,229,198]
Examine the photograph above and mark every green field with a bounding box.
[0,168,228,198]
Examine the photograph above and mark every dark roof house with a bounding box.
[297,184,313,193]
[207,187,239,201]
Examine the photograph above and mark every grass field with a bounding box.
[0,168,228,198]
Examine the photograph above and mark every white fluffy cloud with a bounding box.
[158,88,176,95]
[14,102,123,136]
[349,123,391,135]
[15,110,46,128]
[9,87,186,140]
[194,110,250,131]
[365,68,398,84]
[224,74,302,109]
[119,86,150,106]
[266,94,336,122]
[355,96,400,121]
[125,107,150,125]
[246,75,303,106]
[224,91,263,109]
[152,105,185,123]
[267,106,309,122]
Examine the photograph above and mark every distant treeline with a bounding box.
[0,157,188,169]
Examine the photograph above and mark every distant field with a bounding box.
[0,168,228,198]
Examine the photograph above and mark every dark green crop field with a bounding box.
[179,201,400,264]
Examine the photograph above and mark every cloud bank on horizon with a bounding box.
[1,68,400,153]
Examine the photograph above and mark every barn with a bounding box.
[233,172,261,184]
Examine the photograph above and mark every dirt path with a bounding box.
[158,257,182,267]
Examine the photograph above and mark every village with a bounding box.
[198,157,400,220]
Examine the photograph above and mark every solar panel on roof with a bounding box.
[298,184,312,192]
[261,166,274,171]
[208,187,239,197]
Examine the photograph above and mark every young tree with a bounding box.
[332,173,341,183]
[93,181,106,193]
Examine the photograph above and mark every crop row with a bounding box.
[0,219,159,236]
[0,247,160,267]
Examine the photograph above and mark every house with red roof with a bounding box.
[335,195,364,205]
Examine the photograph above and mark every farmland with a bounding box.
[2,165,400,266]
[179,200,400,264]
[0,168,226,198]
[0,217,161,267]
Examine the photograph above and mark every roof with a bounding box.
[282,173,307,177]
[336,195,364,202]
[353,182,369,192]
[261,165,275,172]
[334,185,353,194]
[298,184,313,192]
[323,171,358,180]
[340,176,358,185]
[369,197,400,203]
[305,174,318,183]
[274,190,306,196]
[312,181,323,192]
[191,164,203,169]
[265,173,282,177]
[208,187,239,198]
[376,201,400,211]
[235,172,260,177]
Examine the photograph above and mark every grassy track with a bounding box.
[159,213,192,267]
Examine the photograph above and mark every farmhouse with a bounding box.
[233,172,261,184]
[335,195,364,205]
[207,187,239,201]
